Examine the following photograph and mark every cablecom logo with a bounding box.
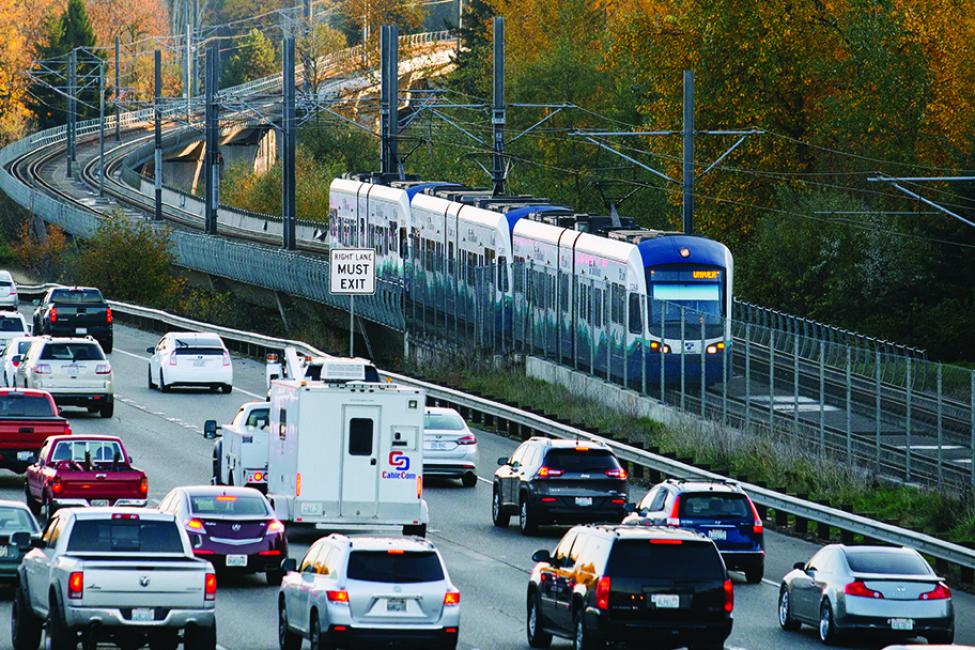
[382,451,416,479]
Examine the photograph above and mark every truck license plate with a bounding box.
[16,451,32,461]
[0,545,8,558]
[575,497,592,506]
[91,499,109,507]
[76,328,87,334]
[650,594,680,609]
[707,529,727,541]
[890,618,914,631]
[131,608,154,622]
[386,598,406,613]
[226,554,247,567]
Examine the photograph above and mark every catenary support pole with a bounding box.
[154,49,163,221]
[682,70,694,234]
[491,16,506,195]
[282,36,296,250]
[98,62,105,197]
[185,22,192,120]
[204,45,218,234]
[67,49,76,178]
[114,37,121,142]
[379,25,390,175]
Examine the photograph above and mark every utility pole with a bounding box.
[114,37,121,142]
[185,22,192,120]
[491,16,506,195]
[191,0,199,96]
[66,48,76,178]
[302,0,313,93]
[282,36,296,250]
[154,49,163,220]
[204,45,219,234]
[682,70,694,234]
[379,24,399,177]
[98,61,105,197]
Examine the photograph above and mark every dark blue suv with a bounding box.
[623,479,765,583]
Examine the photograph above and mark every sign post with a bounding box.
[329,248,376,357]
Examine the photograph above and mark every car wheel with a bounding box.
[41,493,56,520]
[745,561,764,584]
[184,622,217,650]
[211,442,223,486]
[526,592,553,648]
[46,595,74,650]
[461,472,478,488]
[102,340,113,354]
[573,608,603,650]
[778,588,801,631]
[220,384,233,394]
[100,402,114,418]
[492,486,510,527]
[927,629,955,644]
[159,370,170,393]
[519,496,538,536]
[308,614,335,650]
[265,569,285,586]
[11,586,42,650]
[402,523,426,537]
[147,365,156,389]
[818,600,840,645]
[24,485,39,516]
[147,630,179,650]
[277,602,301,650]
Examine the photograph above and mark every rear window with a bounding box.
[174,347,224,356]
[0,506,39,534]
[51,440,124,463]
[346,551,445,583]
[679,493,752,520]
[0,394,55,417]
[424,412,466,431]
[67,519,184,553]
[845,550,932,575]
[542,448,621,473]
[0,317,24,332]
[190,495,269,516]
[606,540,724,579]
[0,280,12,287]
[39,343,105,361]
[50,289,104,304]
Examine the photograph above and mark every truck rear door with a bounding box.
[340,405,380,518]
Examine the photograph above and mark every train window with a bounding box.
[559,273,569,312]
[400,228,408,258]
[513,257,525,293]
[628,294,643,334]
[578,284,588,321]
[593,288,603,327]
[611,285,625,324]
[497,257,508,292]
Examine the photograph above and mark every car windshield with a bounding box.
[679,493,752,519]
[0,507,39,534]
[50,289,103,304]
[606,540,725,579]
[190,495,269,516]
[0,318,24,332]
[347,551,445,583]
[0,394,55,417]
[845,549,932,575]
[424,412,466,431]
[50,440,124,464]
[542,448,621,473]
[39,343,104,361]
[67,520,184,553]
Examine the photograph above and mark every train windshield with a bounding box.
[649,280,724,339]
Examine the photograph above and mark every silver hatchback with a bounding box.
[278,535,461,649]
[779,545,954,645]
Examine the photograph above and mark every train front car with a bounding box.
[638,233,733,387]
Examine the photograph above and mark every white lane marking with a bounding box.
[233,386,264,399]
[115,395,199,433]
[477,476,492,485]
[115,347,264,398]
[762,578,778,587]
[113,348,150,361]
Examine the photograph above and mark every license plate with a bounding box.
[707,529,727,541]
[16,451,32,461]
[91,499,109,507]
[226,554,247,567]
[386,598,406,612]
[428,442,450,451]
[575,497,593,507]
[890,618,914,631]
[131,608,154,622]
[193,359,206,367]
[650,594,680,609]
[76,328,87,334]
[0,545,8,558]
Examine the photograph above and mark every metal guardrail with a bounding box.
[14,282,975,576]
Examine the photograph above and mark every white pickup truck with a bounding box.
[12,508,217,650]
[206,401,270,491]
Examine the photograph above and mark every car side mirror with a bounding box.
[203,420,220,439]
[497,456,508,466]
[793,561,805,571]
[31,299,39,306]
[127,456,133,464]
[623,502,637,513]
[531,549,552,564]
[281,557,297,573]
[145,347,154,354]
[10,531,30,548]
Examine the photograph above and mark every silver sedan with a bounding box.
[778,544,954,645]
[422,407,479,487]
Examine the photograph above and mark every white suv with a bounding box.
[278,535,461,650]
[15,337,113,418]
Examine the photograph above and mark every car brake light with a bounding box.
[326,590,349,603]
[49,307,57,323]
[95,363,111,375]
[68,571,83,599]
[605,468,628,479]
[267,520,285,534]
[443,590,460,606]
[266,353,278,362]
[650,538,682,544]
[844,581,884,599]
[295,473,301,497]
[33,364,51,375]
[105,307,112,324]
[457,434,477,445]
[259,549,282,556]
[723,579,734,612]
[387,549,405,555]
[112,513,139,520]
[919,583,951,601]
[169,352,177,366]
[204,573,216,601]
[186,518,205,532]
[139,477,148,495]
[748,498,763,535]
[51,477,63,495]
[540,497,557,503]
[216,495,237,501]
[575,446,589,452]
[11,359,19,367]
[666,496,681,527]
[252,472,264,482]
[536,466,563,478]
[222,350,231,366]
[595,576,611,611]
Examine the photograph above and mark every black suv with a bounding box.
[527,525,734,650]
[492,437,628,535]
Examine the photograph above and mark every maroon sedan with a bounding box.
[157,485,288,584]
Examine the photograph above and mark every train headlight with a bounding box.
[706,345,718,354]
[650,341,660,351]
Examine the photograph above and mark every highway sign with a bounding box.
[329,248,376,295]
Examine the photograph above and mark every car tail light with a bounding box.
[748,498,763,535]
[536,466,563,478]
[266,353,278,363]
[168,352,177,366]
[33,363,51,375]
[666,496,681,527]
[204,573,216,601]
[326,590,349,603]
[650,538,682,545]
[387,549,405,555]
[259,549,282,556]
[457,434,477,445]
[845,581,884,599]
[51,477,63,495]
[49,307,57,323]
[595,576,611,611]
[443,590,460,606]
[186,518,205,532]
[920,583,951,601]
[138,477,148,495]
[723,579,734,612]
[540,497,557,503]
[95,363,111,375]
[193,549,214,555]
[605,468,628,479]
[611,498,626,504]
[251,472,265,482]
[222,351,231,366]
[68,571,83,599]
[105,307,112,324]
[216,495,237,501]
[11,358,19,367]
[267,520,285,534]
[112,513,139,520]
[444,627,458,634]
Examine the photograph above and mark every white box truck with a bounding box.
[266,379,429,536]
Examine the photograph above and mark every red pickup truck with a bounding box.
[0,388,71,472]
[24,434,148,516]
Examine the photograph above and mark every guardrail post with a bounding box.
[906,357,913,482]
[630,442,645,481]
[819,340,825,457]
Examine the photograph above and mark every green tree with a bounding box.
[221,28,278,88]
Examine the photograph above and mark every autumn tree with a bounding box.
[298,23,347,95]
[221,28,278,87]
[343,0,424,65]
[0,0,31,142]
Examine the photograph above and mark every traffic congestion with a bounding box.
[0,277,969,650]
